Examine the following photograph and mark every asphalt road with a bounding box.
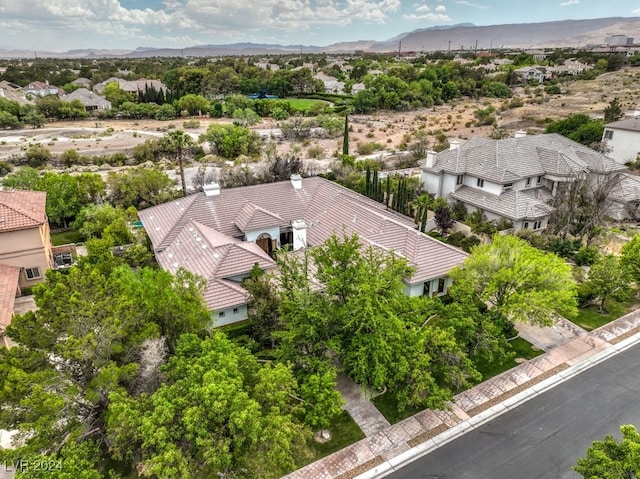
[385,343,640,479]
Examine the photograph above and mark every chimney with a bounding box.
[450,140,461,151]
[292,220,307,251]
[515,130,527,138]
[425,150,436,168]
[203,182,221,197]
[290,174,302,190]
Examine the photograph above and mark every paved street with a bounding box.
[383,342,640,479]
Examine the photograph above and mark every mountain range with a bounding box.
[1,17,639,59]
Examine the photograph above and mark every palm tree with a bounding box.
[166,129,193,197]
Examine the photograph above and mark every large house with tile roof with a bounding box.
[602,116,640,166]
[139,176,468,326]
[61,88,111,111]
[0,191,53,338]
[421,132,627,231]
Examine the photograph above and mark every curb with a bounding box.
[355,329,640,479]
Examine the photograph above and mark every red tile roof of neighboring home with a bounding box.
[139,177,468,311]
[0,191,47,233]
[0,264,21,334]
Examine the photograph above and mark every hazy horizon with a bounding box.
[1,1,640,53]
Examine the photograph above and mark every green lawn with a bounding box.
[50,230,83,246]
[473,337,543,384]
[572,297,640,331]
[373,337,542,424]
[294,410,365,468]
[285,98,331,112]
[372,391,423,425]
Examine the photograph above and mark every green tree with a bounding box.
[586,255,633,313]
[604,97,624,123]
[201,123,262,159]
[232,107,261,127]
[72,204,135,244]
[621,235,640,297]
[107,333,310,479]
[276,232,479,411]
[165,129,193,197]
[0,263,210,459]
[449,234,578,325]
[342,114,349,156]
[103,81,133,108]
[107,168,176,209]
[574,425,640,479]
[176,93,210,116]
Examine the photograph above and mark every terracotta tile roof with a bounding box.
[155,220,275,311]
[140,177,468,311]
[0,191,47,233]
[0,264,21,333]
[235,202,286,232]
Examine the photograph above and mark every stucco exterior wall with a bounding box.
[0,226,51,288]
[212,304,248,326]
[605,128,640,165]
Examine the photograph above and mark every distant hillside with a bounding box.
[1,17,639,59]
[372,17,640,51]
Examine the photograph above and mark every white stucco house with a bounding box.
[138,176,467,326]
[421,132,627,231]
[602,116,640,165]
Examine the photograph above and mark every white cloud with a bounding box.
[0,0,407,49]
[416,5,432,13]
[455,0,489,8]
[404,12,451,21]
[559,0,579,5]
[435,4,446,11]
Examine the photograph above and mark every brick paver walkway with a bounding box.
[282,308,640,479]
[336,374,390,437]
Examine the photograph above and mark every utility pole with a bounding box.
[448,40,451,52]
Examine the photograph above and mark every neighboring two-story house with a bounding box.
[0,191,53,337]
[421,133,626,231]
[139,176,467,326]
[24,81,59,97]
[602,116,640,165]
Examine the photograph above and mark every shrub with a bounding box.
[182,119,200,129]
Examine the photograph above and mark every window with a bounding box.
[233,308,239,314]
[524,221,530,229]
[476,178,484,187]
[536,176,542,184]
[456,175,464,185]
[437,278,446,294]
[423,281,431,296]
[604,130,614,140]
[533,221,542,230]
[525,178,531,187]
[24,267,41,280]
[503,183,513,190]
[218,311,225,318]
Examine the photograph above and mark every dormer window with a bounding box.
[503,183,514,190]
[525,178,531,187]
[476,178,484,188]
[536,176,543,185]
[456,175,464,186]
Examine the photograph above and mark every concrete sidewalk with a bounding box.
[282,308,640,479]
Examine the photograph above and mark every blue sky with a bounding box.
[1,0,639,51]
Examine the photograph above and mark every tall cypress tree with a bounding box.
[342,114,349,156]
